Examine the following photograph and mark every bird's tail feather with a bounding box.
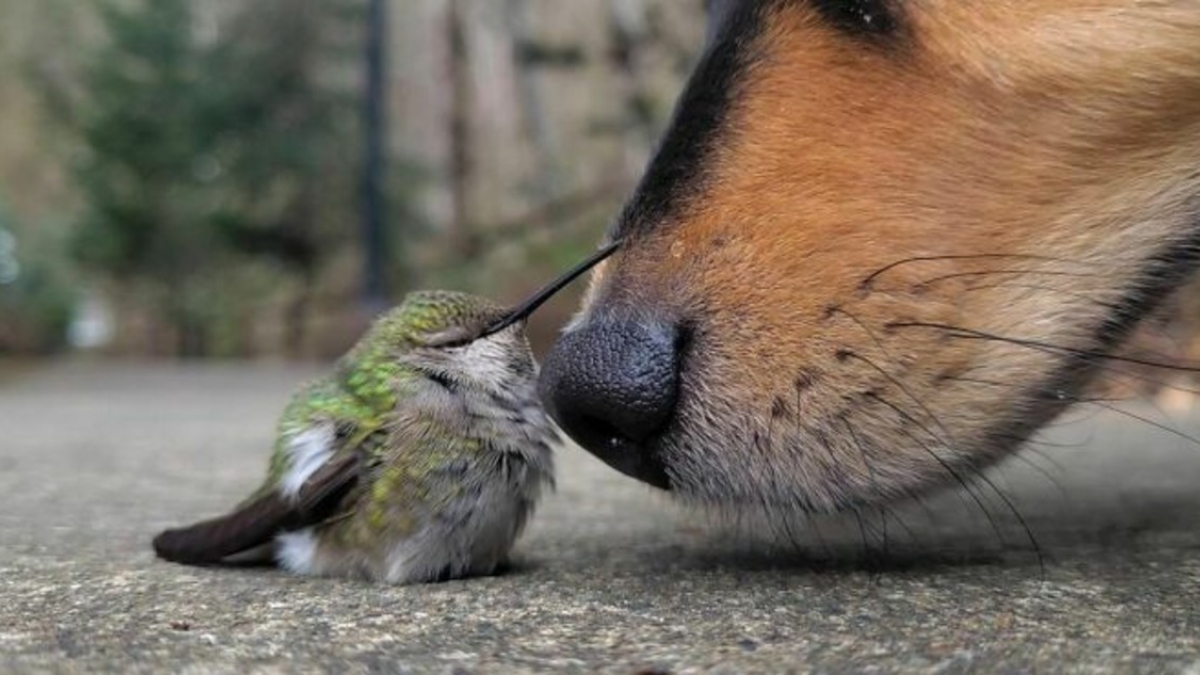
[152,493,297,566]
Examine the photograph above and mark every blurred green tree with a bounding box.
[72,0,360,357]
[0,203,76,354]
[200,0,363,356]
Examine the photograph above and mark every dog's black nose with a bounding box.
[539,319,678,488]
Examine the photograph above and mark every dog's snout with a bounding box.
[539,318,678,488]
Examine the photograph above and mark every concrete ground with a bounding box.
[3,362,1200,674]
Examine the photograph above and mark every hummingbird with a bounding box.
[152,242,620,584]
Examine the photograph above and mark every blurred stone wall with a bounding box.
[389,0,704,242]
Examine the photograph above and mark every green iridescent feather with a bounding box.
[250,291,499,511]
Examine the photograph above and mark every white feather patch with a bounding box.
[276,529,318,574]
[280,424,336,499]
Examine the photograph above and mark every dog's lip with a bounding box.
[565,424,673,490]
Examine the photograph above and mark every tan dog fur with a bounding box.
[572,1,1200,512]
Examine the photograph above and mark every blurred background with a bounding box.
[0,0,704,361]
[0,0,1197,404]
[6,5,1200,660]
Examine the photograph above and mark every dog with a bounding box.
[538,0,1200,516]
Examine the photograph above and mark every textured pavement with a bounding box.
[3,361,1200,674]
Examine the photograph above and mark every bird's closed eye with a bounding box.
[419,326,479,349]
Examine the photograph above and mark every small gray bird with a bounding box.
[153,243,618,584]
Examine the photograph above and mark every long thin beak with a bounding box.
[478,239,621,339]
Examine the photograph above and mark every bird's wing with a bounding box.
[153,378,385,567]
[151,446,368,567]
[153,444,369,564]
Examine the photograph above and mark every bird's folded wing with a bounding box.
[152,450,365,566]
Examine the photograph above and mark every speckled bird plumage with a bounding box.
[153,290,558,584]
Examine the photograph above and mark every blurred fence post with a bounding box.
[363,0,389,311]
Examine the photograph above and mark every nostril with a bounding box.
[673,320,694,361]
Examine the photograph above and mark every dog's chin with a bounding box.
[567,403,848,512]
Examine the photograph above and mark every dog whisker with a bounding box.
[1086,399,1200,449]
[888,321,1200,373]
[957,281,1124,313]
[868,394,1004,535]
[841,415,890,556]
[831,310,1046,561]
[871,391,1046,573]
[912,268,1102,291]
[860,253,1088,291]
